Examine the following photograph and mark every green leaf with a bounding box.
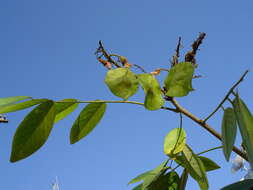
[221,179,253,190]
[128,170,152,185]
[141,160,169,190]
[70,102,106,144]
[181,145,208,190]
[54,99,79,123]
[175,155,220,172]
[137,74,164,110]
[142,171,179,190]
[144,90,164,111]
[198,156,220,171]
[164,128,186,157]
[132,184,143,190]
[164,62,194,97]
[105,68,139,100]
[0,96,31,107]
[0,99,48,114]
[129,160,173,190]
[166,172,180,190]
[178,169,188,190]
[221,107,237,161]
[10,100,56,162]
[232,94,253,169]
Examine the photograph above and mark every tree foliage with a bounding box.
[1,33,253,189]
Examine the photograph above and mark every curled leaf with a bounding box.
[164,128,186,157]
[164,62,194,97]
[137,73,164,110]
[105,68,139,100]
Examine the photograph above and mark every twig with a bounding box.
[170,98,248,161]
[203,70,249,122]
[97,41,121,68]
[55,100,178,113]
[197,146,223,155]
[132,64,147,73]
[185,33,206,65]
[172,37,182,66]
[227,98,233,104]
[176,37,181,58]
[161,105,178,112]
[171,164,181,172]
[56,97,246,160]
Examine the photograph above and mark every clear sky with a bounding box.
[1,0,253,189]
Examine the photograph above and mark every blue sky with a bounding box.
[1,0,253,189]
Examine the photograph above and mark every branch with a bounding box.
[170,98,248,161]
[203,70,249,122]
[97,41,121,68]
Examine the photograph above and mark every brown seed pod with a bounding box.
[98,58,112,69]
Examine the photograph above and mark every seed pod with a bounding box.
[98,58,112,69]
[119,56,128,65]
